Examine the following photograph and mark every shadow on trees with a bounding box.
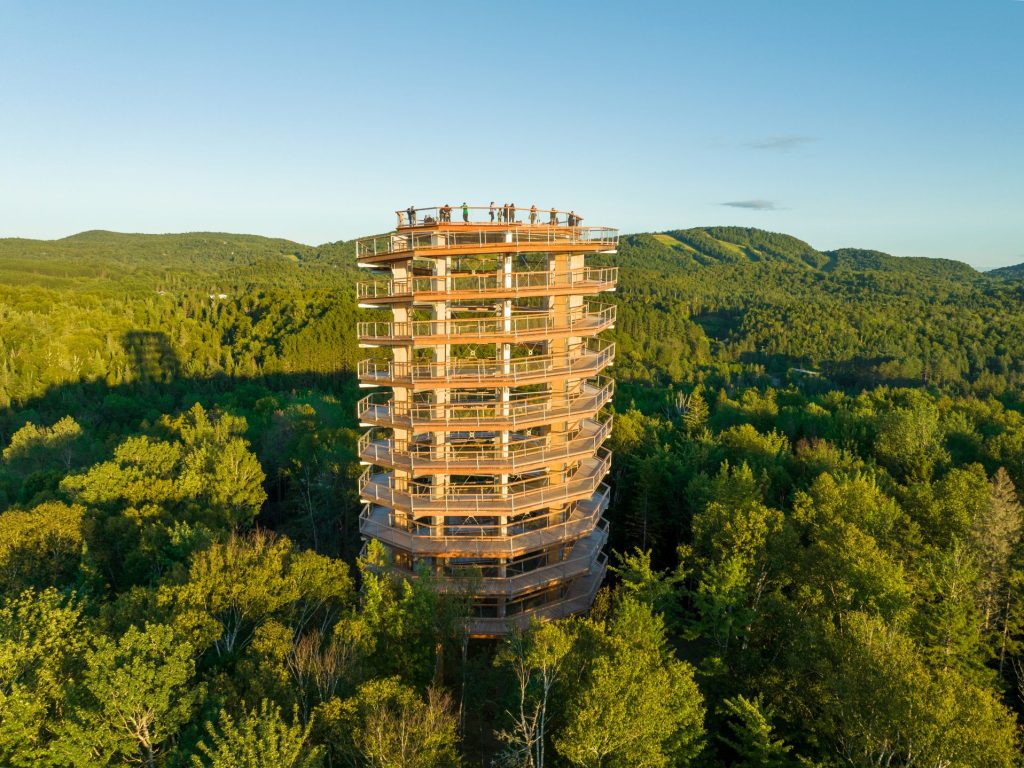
[1,330,366,558]
[123,330,181,385]
[691,309,742,341]
[734,350,931,391]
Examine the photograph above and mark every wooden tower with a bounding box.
[354,204,618,635]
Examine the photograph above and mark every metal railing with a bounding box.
[357,337,615,388]
[359,485,610,556]
[357,377,614,429]
[383,520,608,598]
[357,302,615,344]
[465,553,608,634]
[359,413,613,472]
[394,205,591,229]
[359,448,611,515]
[356,225,618,262]
[356,266,618,302]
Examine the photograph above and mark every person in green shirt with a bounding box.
[462,202,469,222]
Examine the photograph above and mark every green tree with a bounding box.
[790,476,912,623]
[3,416,84,473]
[0,588,89,768]
[610,548,684,626]
[681,386,709,435]
[555,597,704,768]
[688,495,783,655]
[313,677,461,768]
[61,623,201,768]
[718,695,799,768]
[913,542,986,674]
[817,612,1017,768]
[970,468,1023,636]
[494,620,575,768]
[159,531,353,660]
[874,395,948,481]
[0,502,84,593]
[60,404,267,586]
[358,541,467,689]
[192,699,322,768]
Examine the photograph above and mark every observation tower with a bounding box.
[354,204,618,636]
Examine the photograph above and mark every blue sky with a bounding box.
[1,1,1022,268]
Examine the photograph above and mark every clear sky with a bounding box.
[1,1,1022,268]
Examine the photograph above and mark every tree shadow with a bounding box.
[734,350,930,390]
[0,332,367,559]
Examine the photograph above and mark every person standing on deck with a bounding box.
[407,206,417,226]
[510,203,516,222]
[462,202,469,222]
[529,205,537,225]
[549,207,558,225]
[489,202,496,222]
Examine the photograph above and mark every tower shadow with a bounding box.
[122,330,181,385]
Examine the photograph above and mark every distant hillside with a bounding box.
[989,261,1024,280]
[621,227,979,280]
[0,231,362,408]
[1,225,1022,404]
[822,248,979,280]
[604,226,1024,393]
[624,228,827,271]
[0,231,356,293]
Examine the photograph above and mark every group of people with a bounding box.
[401,203,584,227]
[403,203,467,225]
[487,202,583,227]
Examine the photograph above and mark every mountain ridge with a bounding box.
[1,227,1011,280]
[989,261,1024,279]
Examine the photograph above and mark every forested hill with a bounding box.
[604,226,1024,394]
[3,226,1024,765]
[3,224,1024,409]
[0,230,356,291]
[0,231,362,409]
[621,226,979,278]
[990,260,1024,280]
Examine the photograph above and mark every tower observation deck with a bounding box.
[354,204,618,636]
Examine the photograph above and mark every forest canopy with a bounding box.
[1,226,1023,766]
